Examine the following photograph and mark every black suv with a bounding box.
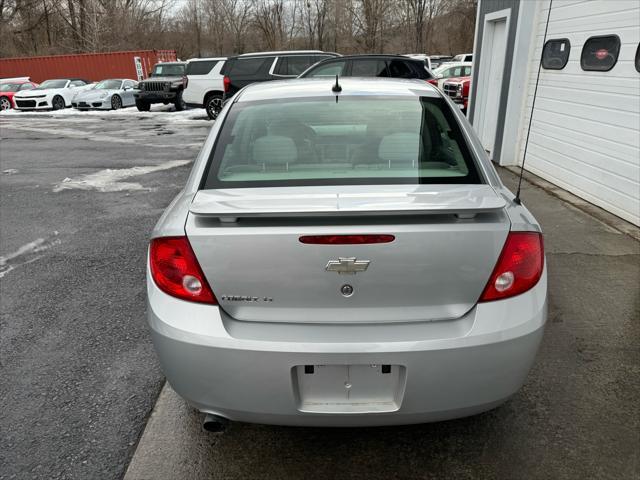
[221,50,339,100]
[135,62,187,111]
[298,54,435,80]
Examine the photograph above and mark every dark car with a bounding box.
[221,50,339,101]
[134,62,187,111]
[298,54,435,81]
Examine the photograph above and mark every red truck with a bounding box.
[442,76,471,114]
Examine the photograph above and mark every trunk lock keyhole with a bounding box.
[341,284,354,297]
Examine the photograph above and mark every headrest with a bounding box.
[252,136,297,165]
[378,133,420,164]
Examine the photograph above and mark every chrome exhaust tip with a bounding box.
[202,413,229,433]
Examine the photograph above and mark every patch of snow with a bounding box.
[0,232,61,278]
[53,160,191,193]
[0,124,202,148]
[0,104,210,123]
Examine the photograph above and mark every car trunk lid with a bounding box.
[186,185,509,323]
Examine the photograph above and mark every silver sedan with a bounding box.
[147,78,547,429]
[72,79,138,110]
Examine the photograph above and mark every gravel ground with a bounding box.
[0,107,210,480]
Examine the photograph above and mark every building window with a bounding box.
[542,39,570,70]
[636,43,640,73]
[581,35,620,71]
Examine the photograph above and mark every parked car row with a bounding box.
[1,50,472,116]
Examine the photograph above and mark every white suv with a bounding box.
[183,57,226,119]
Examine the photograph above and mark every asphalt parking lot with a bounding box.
[1,108,638,480]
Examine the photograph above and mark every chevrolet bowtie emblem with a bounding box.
[325,257,370,275]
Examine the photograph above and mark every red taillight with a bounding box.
[479,232,544,302]
[149,236,217,304]
[223,76,231,93]
[299,234,395,245]
[427,78,438,86]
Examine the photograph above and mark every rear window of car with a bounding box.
[225,57,274,76]
[304,60,347,77]
[388,60,415,78]
[202,96,481,189]
[274,55,319,76]
[186,60,219,75]
[351,59,388,77]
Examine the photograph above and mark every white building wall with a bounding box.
[516,0,640,225]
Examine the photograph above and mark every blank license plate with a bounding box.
[294,364,405,413]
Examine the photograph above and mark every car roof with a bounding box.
[155,62,185,65]
[228,50,339,60]
[327,54,422,60]
[187,57,226,62]
[435,61,472,68]
[235,77,441,103]
[240,50,328,56]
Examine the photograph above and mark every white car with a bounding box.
[432,62,472,89]
[14,78,91,111]
[183,57,226,119]
[451,53,473,63]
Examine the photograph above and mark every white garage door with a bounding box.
[520,0,640,226]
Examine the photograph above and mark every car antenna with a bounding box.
[332,74,341,103]
[514,0,553,205]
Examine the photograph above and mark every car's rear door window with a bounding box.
[305,60,347,77]
[387,60,414,78]
[186,60,218,75]
[275,55,318,76]
[203,95,481,188]
[351,59,388,77]
[227,57,274,76]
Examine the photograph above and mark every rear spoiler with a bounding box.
[189,185,506,220]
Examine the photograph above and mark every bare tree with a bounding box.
[348,0,390,52]
[0,0,475,59]
[221,0,252,53]
[253,0,288,51]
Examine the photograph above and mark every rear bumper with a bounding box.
[148,267,547,426]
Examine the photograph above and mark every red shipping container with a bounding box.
[0,50,177,83]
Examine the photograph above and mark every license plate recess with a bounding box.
[293,364,406,414]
